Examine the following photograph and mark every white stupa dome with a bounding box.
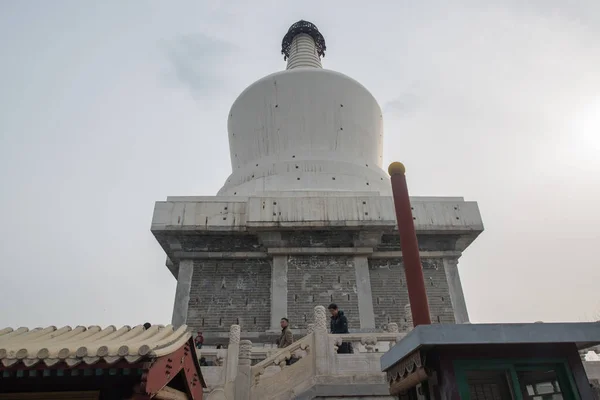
[218,20,390,196]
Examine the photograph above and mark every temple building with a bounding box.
[149,20,600,400]
[152,20,483,344]
[1,20,598,400]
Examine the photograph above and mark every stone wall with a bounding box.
[185,254,457,335]
[287,255,359,330]
[369,258,454,330]
[187,260,271,332]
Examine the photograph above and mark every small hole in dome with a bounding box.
[273,202,277,205]
[366,164,368,167]
[332,177,336,180]
[340,104,343,107]
[223,217,226,220]
[251,175,254,178]
[362,201,366,205]
[275,104,278,108]
[297,177,300,180]
[381,178,383,180]
[234,192,237,195]
[456,217,460,220]
[295,165,299,169]
[340,127,343,131]
[365,212,369,216]
[292,155,295,158]
[413,216,416,220]
[256,164,259,166]
[366,182,369,185]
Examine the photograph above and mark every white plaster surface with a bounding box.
[286,34,322,69]
[218,60,387,196]
[152,195,483,233]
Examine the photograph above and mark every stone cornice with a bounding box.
[170,249,461,260]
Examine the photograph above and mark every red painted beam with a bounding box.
[388,162,431,327]
[142,339,204,399]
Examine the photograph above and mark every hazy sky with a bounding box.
[1,1,599,328]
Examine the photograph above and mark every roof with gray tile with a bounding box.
[381,322,600,371]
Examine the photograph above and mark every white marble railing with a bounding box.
[251,333,313,384]
[198,347,275,367]
[197,348,227,366]
[201,315,600,400]
[330,332,405,354]
[244,307,399,400]
[580,345,600,361]
[202,319,600,400]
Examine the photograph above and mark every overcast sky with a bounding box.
[1,1,599,329]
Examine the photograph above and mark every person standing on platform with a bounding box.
[276,317,296,365]
[195,331,204,349]
[328,303,353,354]
[276,318,294,349]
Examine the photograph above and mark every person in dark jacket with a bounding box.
[328,303,353,354]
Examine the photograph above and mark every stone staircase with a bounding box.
[197,307,600,400]
[198,306,402,400]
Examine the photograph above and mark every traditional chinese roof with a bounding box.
[381,322,600,372]
[0,324,191,368]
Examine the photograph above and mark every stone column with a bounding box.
[270,255,288,330]
[312,305,334,376]
[171,259,193,327]
[226,325,241,383]
[234,340,253,400]
[353,255,376,329]
[443,257,470,324]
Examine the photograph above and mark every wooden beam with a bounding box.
[388,367,428,395]
[141,339,203,400]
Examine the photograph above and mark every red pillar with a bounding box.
[388,162,431,327]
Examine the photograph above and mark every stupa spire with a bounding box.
[218,19,389,197]
[281,20,326,69]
